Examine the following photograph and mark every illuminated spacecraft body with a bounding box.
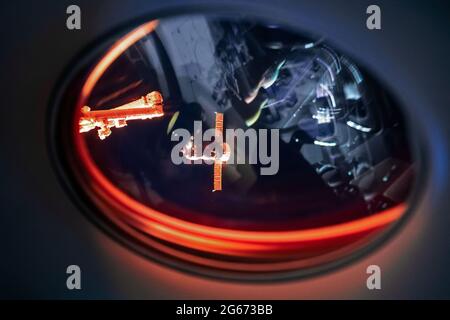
[181,138,231,162]
[180,113,230,191]
[181,138,230,191]
[79,91,164,140]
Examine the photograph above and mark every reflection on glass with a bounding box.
[66,15,416,277]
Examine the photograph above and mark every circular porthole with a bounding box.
[51,13,420,280]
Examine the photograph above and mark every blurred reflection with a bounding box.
[69,15,416,276]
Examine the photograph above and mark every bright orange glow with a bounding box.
[79,91,164,139]
[72,19,409,272]
[213,112,224,192]
[81,20,159,99]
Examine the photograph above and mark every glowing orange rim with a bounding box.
[72,20,407,264]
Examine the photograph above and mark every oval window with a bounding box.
[53,14,417,279]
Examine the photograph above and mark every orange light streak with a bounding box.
[81,20,159,99]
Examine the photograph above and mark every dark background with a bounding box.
[0,0,449,298]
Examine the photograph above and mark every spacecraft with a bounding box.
[179,113,230,191]
[79,91,164,140]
